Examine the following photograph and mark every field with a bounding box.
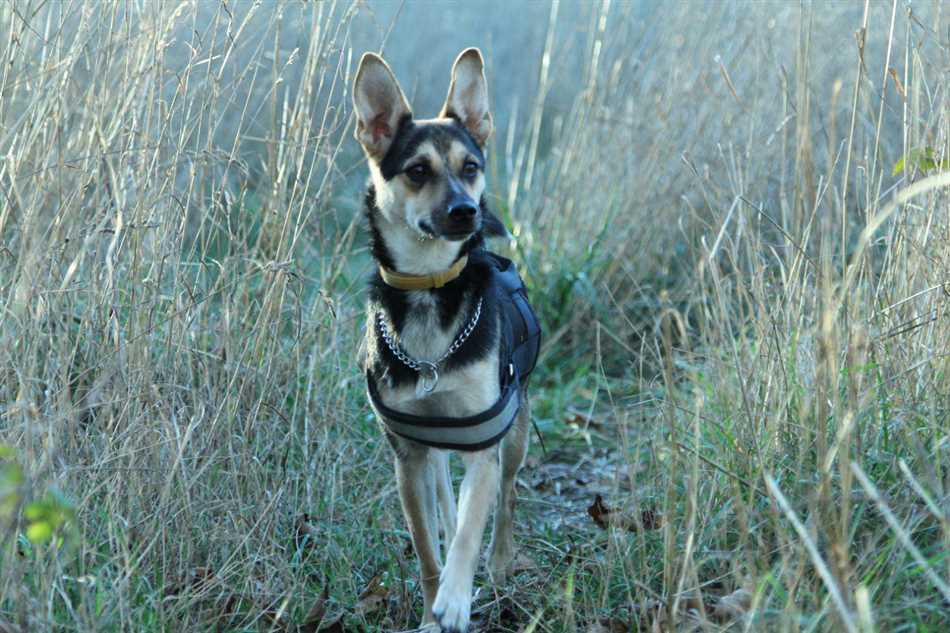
[2,1,949,631]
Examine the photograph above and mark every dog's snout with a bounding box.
[438,197,479,240]
[448,202,477,220]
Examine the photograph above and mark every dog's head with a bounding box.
[353,48,505,242]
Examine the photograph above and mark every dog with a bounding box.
[353,48,541,632]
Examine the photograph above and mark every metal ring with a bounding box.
[419,362,439,393]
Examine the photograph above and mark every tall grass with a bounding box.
[1,1,948,631]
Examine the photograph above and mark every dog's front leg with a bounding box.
[432,449,457,556]
[433,447,499,633]
[395,448,441,626]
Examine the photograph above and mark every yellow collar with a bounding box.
[379,255,469,290]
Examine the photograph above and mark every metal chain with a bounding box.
[377,297,483,372]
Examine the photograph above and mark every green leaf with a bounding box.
[891,156,905,177]
[893,147,948,176]
[23,492,74,544]
[24,500,56,522]
[0,493,17,517]
[0,462,23,489]
[26,521,53,543]
[0,461,23,519]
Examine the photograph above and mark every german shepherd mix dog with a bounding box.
[353,48,541,632]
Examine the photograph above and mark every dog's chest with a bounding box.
[378,293,500,417]
[400,293,454,364]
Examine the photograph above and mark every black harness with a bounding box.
[366,254,541,451]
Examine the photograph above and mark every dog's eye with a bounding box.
[462,161,479,178]
[405,164,430,184]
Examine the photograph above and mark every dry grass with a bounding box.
[1,1,949,632]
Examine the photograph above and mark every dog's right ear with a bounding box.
[353,53,411,161]
[440,48,493,146]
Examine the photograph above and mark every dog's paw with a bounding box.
[489,549,535,587]
[432,574,472,633]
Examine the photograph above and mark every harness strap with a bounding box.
[367,371,521,451]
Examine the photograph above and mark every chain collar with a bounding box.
[376,297,483,393]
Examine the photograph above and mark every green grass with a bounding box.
[2,1,950,632]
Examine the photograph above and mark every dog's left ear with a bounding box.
[440,48,493,146]
[353,53,412,161]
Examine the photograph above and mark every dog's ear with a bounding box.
[353,53,411,160]
[481,206,511,239]
[440,48,493,146]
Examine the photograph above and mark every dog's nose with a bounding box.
[448,203,477,220]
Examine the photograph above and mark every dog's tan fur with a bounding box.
[353,49,531,633]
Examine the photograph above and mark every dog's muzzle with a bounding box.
[434,191,480,240]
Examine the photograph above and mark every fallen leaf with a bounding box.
[713,588,751,620]
[587,495,662,532]
[630,599,665,631]
[888,67,906,99]
[314,617,345,633]
[495,600,521,629]
[163,567,216,597]
[298,580,330,632]
[586,618,628,633]
[300,612,345,633]
[220,593,239,618]
[567,410,603,430]
[295,514,320,551]
[508,552,537,575]
[640,509,663,530]
[355,573,389,617]
[587,495,611,528]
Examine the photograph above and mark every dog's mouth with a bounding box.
[417,220,437,239]
[441,228,476,241]
[418,218,479,242]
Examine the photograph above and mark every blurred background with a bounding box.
[1,1,949,631]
